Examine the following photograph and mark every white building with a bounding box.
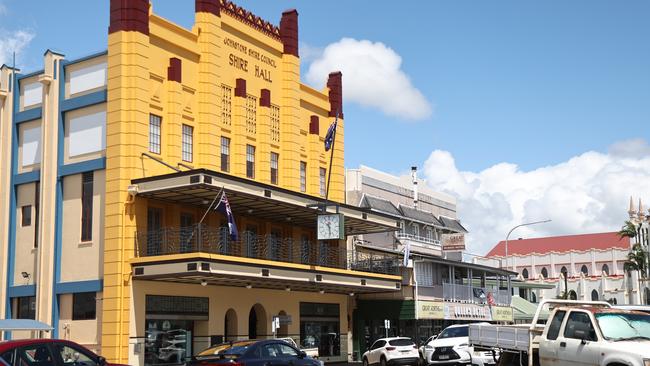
[474,232,644,305]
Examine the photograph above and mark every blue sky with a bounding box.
[2,0,650,251]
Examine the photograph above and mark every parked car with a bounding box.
[0,339,125,366]
[188,339,321,366]
[470,299,650,366]
[278,337,319,359]
[423,323,496,366]
[362,337,419,366]
[418,336,437,362]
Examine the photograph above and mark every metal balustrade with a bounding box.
[395,232,442,246]
[441,283,511,305]
[135,224,400,275]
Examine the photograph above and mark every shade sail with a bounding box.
[0,319,53,331]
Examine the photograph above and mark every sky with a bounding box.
[1,1,650,254]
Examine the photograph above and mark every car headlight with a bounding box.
[644,359,650,366]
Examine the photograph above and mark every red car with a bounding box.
[0,339,126,366]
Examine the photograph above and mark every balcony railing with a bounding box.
[440,283,511,306]
[395,232,441,246]
[135,224,400,275]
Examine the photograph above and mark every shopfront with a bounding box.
[299,303,341,358]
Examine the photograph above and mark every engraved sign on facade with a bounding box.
[442,233,466,251]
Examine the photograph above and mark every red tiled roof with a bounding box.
[485,232,630,257]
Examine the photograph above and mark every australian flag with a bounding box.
[214,192,238,241]
[324,115,338,151]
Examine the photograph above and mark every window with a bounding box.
[16,296,35,319]
[270,152,279,185]
[411,223,419,238]
[270,105,280,142]
[591,289,599,301]
[34,182,39,248]
[299,161,307,193]
[319,168,326,197]
[246,145,255,179]
[276,343,299,357]
[68,110,106,157]
[220,136,230,172]
[522,268,529,279]
[560,266,568,277]
[541,267,548,279]
[371,340,386,350]
[399,221,405,234]
[149,114,161,154]
[55,344,97,366]
[568,290,578,300]
[18,344,54,366]
[581,265,589,276]
[221,84,232,125]
[547,310,566,340]
[602,263,609,276]
[564,311,597,341]
[21,205,32,226]
[426,227,433,242]
[72,292,96,320]
[81,172,93,242]
[245,95,257,134]
[182,124,193,162]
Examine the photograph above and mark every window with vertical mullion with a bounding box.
[300,161,307,193]
[182,124,193,162]
[221,136,230,172]
[319,168,326,197]
[149,114,161,154]
[270,152,279,185]
[246,145,255,179]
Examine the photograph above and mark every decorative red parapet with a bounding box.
[109,0,149,35]
[195,0,220,16]
[327,71,343,118]
[280,9,299,57]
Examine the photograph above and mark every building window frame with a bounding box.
[270,152,279,185]
[221,136,230,172]
[221,84,232,126]
[319,168,326,197]
[34,182,40,248]
[81,171,94,242]
[246,145,255,179]
[72,292,97,320]
[182,124,193,163]
[245,94,257,134]
[299,161,307,193]
[149,114,162,154]
[16,296,36,319]
[21,205,32,227]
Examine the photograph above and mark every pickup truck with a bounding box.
[469,299,650,366]
[278,337,319,359]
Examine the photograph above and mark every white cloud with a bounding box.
[0,29,34,67]
[421,141,650,256]
[305,38,433,121]
[299,42,323,64]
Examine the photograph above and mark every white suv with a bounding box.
[363,337,420,366]
[423,324,497,366]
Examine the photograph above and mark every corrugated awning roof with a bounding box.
[361,195,402,217]
[0,319,53,331]
[439,216,468,233]
[399,205,443,226]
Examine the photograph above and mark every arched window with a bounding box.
[602,264,609,276]
[531,292,537,303]
[522,268,529,279]
[560,266,568,277]
[412,223,419,238]
[591,289,599,301]
[568,290,577,300]
[541,267,548,279]
[581,265,589,276]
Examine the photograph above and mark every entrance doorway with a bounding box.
[248,303,267,339]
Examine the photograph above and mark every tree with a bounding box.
[618,221,638,240]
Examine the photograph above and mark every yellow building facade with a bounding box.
[101,1,401,365]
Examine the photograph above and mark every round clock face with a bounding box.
[318,214,340,240]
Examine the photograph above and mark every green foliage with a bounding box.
[624,243,648,279]
[618,221,638,239]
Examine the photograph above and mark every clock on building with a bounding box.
[317,214,344,240]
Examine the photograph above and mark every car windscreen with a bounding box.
[389,339,414,346]
[596,312,650,341]
[438,326,468,339]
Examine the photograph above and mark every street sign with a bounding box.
[384,319,390,338]
[278,315,292,325]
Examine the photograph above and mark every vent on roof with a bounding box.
[187,263,198,271]
[316,274,322,282]
[262,269,270,277]
[204,176,212,184]
[264,189,272,198]
[201,262,210,271]
[190,175,201,184]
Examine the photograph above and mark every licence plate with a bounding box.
[438,355,450,360]
[401,350,411,353]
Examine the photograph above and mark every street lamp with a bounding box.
[503,219,552,269]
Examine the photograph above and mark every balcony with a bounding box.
[396,232,442,256]
[135,224,400,276]
[417,283,510,306]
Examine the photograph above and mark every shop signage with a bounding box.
[278,315,292,325]
[491,306,514,322]
[418,301,445,319]
[444,303,492,321]
[442,234,466,251]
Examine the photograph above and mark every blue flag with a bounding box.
[214,192,238,241]
[324,116,338,151]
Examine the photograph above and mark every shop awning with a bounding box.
[130,169,399,235]
[0,319,53,331]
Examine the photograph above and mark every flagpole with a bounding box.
[324,111,338,204]
[184,186,224,250]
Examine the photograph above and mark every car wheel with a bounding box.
[380,356,387,366]
[363,357,369,366]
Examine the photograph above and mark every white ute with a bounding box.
[469,299,650,366]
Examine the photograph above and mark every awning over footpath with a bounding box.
[0,319,53,331]
[511,295,549,322]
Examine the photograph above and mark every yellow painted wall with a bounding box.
[60,170,105,282]
[104,5,346,362]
